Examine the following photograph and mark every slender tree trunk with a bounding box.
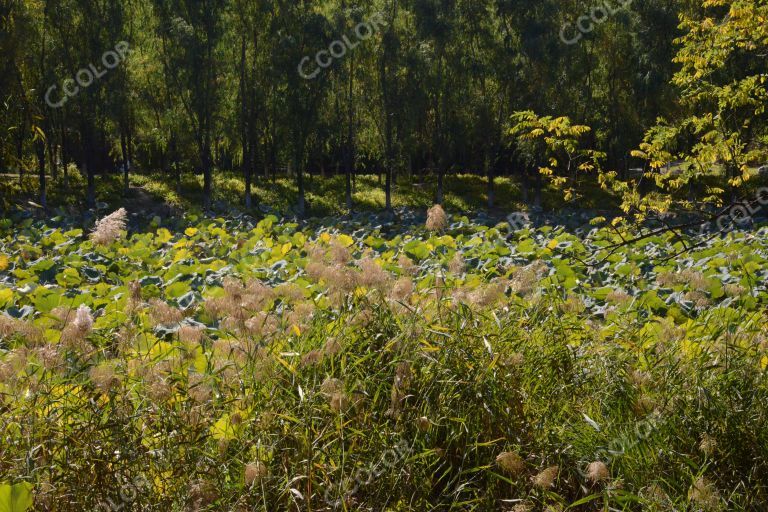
[385,132,393,211]
[244,138,253,210]
[294,138,306,218]
[379,10,397,212]
[244,155,253,209]
[345,56,354,211]
[48,139,57,180]
[83,122,96,208]
[86,162,96,209]
[60,124,68,189]
[436,169,444,205]
[36,140,46,209]
[520,167,529,204]
[434,50,445,206]
[121,131,129,195]
[16,131,24,185]
[202,143,212,211]
[127,123,133,190]
[61,130,69,190]
[486,152,494,210]
[239,35,252,210]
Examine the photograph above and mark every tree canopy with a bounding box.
[1,0,767,217]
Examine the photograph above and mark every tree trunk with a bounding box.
[16,130,24,185]
[294,140,306,218]
[83,121,96,209]
[486,153,495,210]
[126,122,134,193]
[61,124,69,190]
[520,167,529,204]
[384,117,393,211]
[239,35,252,210]
[48,140,57,180]
[36,140,46,210]
[345,55,354,211]
[436,169,444,205]
[202,144,212,211]
[244,146,253,210]
[121,131,129,195]
[86,162,96,209]
[534,168,542,210]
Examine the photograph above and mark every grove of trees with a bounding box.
[1,0,766,215]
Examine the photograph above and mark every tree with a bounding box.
[509,111,604,205]
[633,0,768,208]
[152,0,228,210]
[274,1,332,217]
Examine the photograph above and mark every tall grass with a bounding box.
[2,279,766,510]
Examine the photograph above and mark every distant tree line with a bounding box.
[1,0,766,215]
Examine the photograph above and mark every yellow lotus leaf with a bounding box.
[337,234,355,247]
[156,228,173,244]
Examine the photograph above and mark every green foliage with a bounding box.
[0,482,34,512]
[0,0,691,213]
[1,210,768,509]
[509,111,605,202]
[631,0,768,209]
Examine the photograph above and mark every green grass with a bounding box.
[132,171,533,216]
[3,168,622,218]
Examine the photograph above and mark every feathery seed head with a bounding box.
[244,462,268,486]
[91,208,128,245]
[426,204,448,232]
[496,451,525,476]
[586,461,610,483]
[532,466,559,489]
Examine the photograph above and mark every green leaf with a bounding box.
[55,267,81,287]
[0,482,34,512]
[403,240,430,260]
[165,281,191,299]
[516,239,536,255]
[32,287,62,313]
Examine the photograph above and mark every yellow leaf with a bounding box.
[761,355,768,371]
[547,239,559,250]
[156,228,172,244]
[184,227,198,237]
[291,324,301,336]
[281,242,293,255]
[320,233,331,243]
[0,287,12,305]
[173,248,190,262]
[337,234,354,247]
[0,254,8,270]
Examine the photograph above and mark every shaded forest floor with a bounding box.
[0,170,619,220]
